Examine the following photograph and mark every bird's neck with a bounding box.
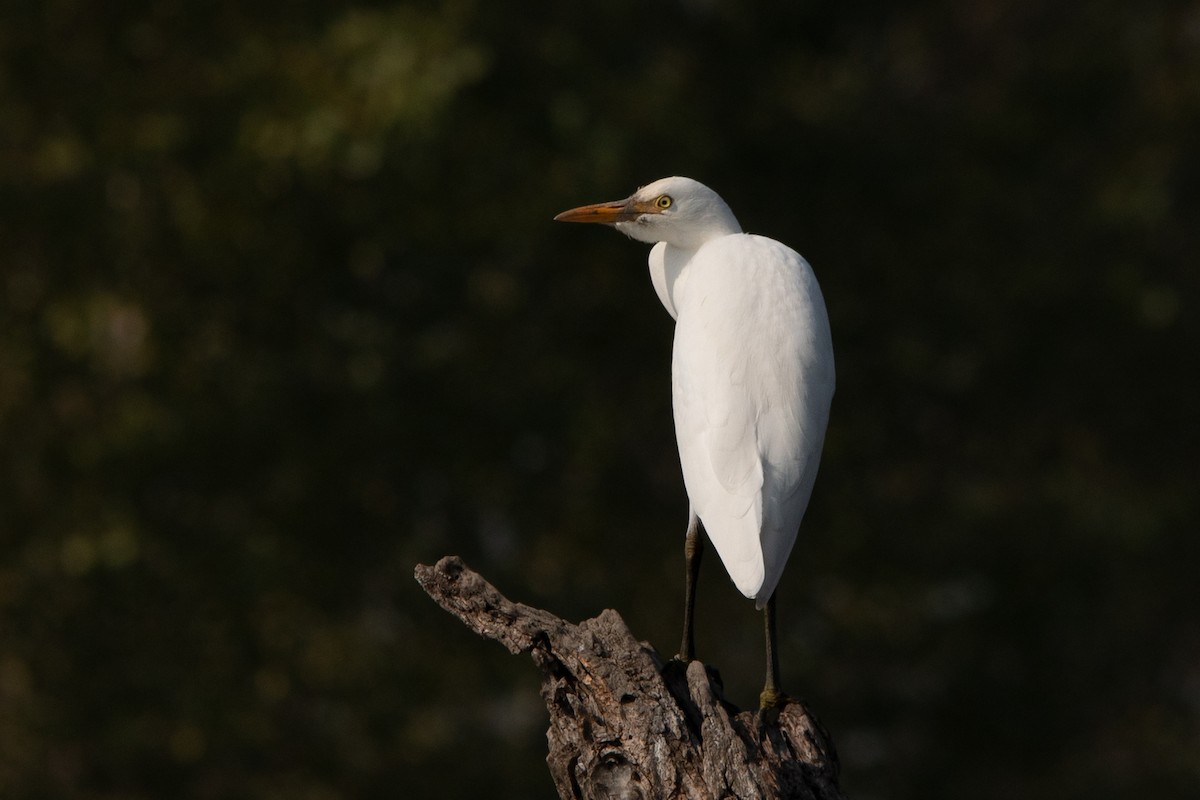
[663,214,742,251]
[649,241,710,321]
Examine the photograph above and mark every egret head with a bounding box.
[555,176,742,249]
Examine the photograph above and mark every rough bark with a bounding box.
[414,555,845,800]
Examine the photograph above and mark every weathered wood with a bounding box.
[415,555,845,800]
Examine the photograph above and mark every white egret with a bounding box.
[555,177,835,708]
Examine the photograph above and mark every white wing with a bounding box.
[670,234,834,607]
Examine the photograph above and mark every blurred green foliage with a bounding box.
[1,1,1197,798]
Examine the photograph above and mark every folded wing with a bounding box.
[671,234,835,607]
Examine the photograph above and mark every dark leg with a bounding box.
[677,513,704,661]
[759,593,785,709]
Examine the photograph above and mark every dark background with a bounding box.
[2,1,1197,798]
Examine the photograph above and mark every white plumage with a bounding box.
[666,230,834,607]
[558,176,834,605]
[555,177,834,704]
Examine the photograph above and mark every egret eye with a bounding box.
[656,195,673,209]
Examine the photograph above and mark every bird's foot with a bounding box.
[758,686,790,711]
[661,656,690,685]
[662,655,726,697]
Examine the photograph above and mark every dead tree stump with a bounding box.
[415,555,845,800]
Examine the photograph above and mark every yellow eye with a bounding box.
[656,195,673,209]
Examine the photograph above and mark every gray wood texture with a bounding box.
[415,556,846,800]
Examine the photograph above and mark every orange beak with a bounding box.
[554,197,660,224]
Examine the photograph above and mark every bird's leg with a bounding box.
[677,513,704,662]
[759,593,786,709]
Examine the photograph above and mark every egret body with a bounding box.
[555,177,834,707]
